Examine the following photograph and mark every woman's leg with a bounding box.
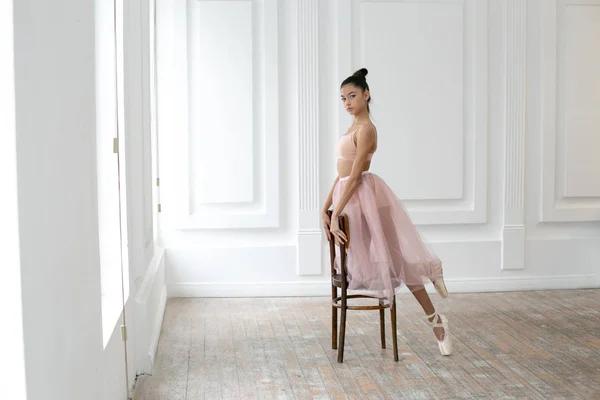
[376,206,447,342]
[407,285,445,341]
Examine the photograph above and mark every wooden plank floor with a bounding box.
[135,289,600,400]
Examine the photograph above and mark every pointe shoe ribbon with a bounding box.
[426,312,453,356]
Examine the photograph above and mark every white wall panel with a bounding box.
[190,1,254,205]
[361,2,464,201]
[159,0,279,229]
[563,5,600,198]
[336,0,488,225]
[540,0,600,222]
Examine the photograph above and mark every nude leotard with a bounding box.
[336,130,375,161]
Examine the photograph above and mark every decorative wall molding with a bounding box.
[336,0,488,225]
[154,0,600,298]
[298,0,320,214]
[297,0,322,275]
[159,0,280,230]
[502,0,527,270]
[540,0,600,222]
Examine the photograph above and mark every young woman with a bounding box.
[321,68,452,356]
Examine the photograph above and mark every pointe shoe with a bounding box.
[431,260,448,298]
[426,312,452,356]
[433,278,448,299]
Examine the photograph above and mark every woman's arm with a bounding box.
[321,176,340,241]
[322,176,340,213]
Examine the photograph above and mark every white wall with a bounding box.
[158,0,600,297]
[8,0,165,398]
[0,0,27,398]
[12,0,105,398]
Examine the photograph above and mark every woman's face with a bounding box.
[341,84,369,115]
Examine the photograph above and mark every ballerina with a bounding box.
[321,68,452,356]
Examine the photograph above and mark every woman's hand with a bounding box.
[321,210,332,241]
[329,214,347,245]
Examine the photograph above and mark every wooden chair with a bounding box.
[327,210,399,363]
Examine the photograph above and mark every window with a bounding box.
[95,0,129,347]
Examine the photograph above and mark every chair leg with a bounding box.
[391,295,399,362]
[337,287,347,363]
[379,299,386,349]
[332,286,338,350]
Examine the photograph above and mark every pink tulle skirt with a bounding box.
[332,172,442,303]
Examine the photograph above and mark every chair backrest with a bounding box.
[326,210,350,283]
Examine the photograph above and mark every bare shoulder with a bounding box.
[356,123,377,143]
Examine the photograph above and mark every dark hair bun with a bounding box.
[353,68,368,79]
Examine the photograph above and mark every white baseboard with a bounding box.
[501,225,525,270]
[446,274,598,293]
[169,281,329,298]
[133,246,167,373]
[168,274,599,298]
[136,247,165,305]
[147,285,167,369]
